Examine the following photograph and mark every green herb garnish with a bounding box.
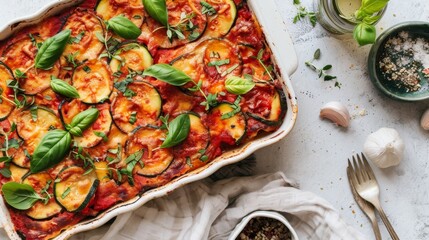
[143,64,218,110]
[305,49,340,88]
[292,0,317,27]
[350,0,389,46]
[201,1,217,15]
[1,182,49,210]
[225,76,255,95]
[161,114,190,148]
[50,77,80,99]
[61,187,71,199]
[129,111,137,125]
[35,30,71,70]
[106,15,142,40]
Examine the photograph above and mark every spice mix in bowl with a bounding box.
[228,211,299,240]
[368,21,429,101]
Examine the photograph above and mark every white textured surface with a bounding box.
[0,0,428,239]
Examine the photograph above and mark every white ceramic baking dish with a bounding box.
[0,1,298,239]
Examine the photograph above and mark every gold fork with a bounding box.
[348,153,400,240]
[347,166,382,240]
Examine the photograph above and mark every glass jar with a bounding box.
[314,0,387,34]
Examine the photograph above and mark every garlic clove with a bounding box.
[320,101,350,128]
[420,109,429,130]
[363,128,405,168]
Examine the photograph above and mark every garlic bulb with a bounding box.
[363,128,405,168]
[420,109,429,130]
[320,101,350,128]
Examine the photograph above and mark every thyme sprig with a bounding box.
[292,0,317,27]
[305,49,341,88]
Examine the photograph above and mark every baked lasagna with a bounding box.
[0,0,287,239]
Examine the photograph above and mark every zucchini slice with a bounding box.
[94,161,110,183]
[2,36,60,95]
[84,124,127,162]
[127,127,174,177]
[173,114,210,160]
[16,108,62,140]
[23,172,62,220]
[0,62,15,120]
[9,164,28,182]
[16,108,63,166]
[162,87,195,117]
[54,166,99,212]
[111,82,161,133]
[96,0,144,28]
[72,59,113,104]
[59,100,112,148]
[109,42,153,76]
[61,9,104,62]
[189,0,237,38]
[10,147,30,169]
[35,88,60,113]
[171,52,204,84]
[246,89,286,126]
[141,0,207,49]
[207,103,246,144]
[203,39,242,80]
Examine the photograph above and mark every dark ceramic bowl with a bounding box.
[368,21,429,101]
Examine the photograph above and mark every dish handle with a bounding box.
[248,0,298,76]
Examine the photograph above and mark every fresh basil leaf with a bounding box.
[142,0,169,27]
[143,64,191,86]
[353,23,376,46]
[50,78,80,98]
[161,114,190,148]
[107,16,142,39]
[0,156,11,163]
[1,182,43,210]
[0,168,11,178]
[68,108,99,136]
[362,15,382,25]
[225,76,255,95]
[360,0,388,15]
[31,130,71,173]
[35,30,71,70]
[69,127,83,137]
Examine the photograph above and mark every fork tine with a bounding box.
[347,163,360,189]
[362,153,377,181]
[357,154,369,181]
[352,155,362,184]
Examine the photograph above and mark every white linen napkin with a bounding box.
[72,172,366,240]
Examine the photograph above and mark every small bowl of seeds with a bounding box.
[368,21,429,101]
[228,211,299,240]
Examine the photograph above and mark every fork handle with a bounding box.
[370,218,382,240]
[375,205,400,240]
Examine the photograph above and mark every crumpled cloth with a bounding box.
[72,172,366,240]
